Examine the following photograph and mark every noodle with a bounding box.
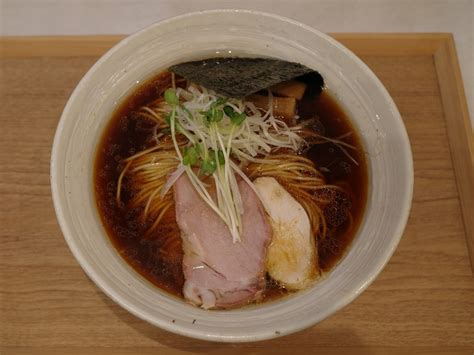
[246,151,351,241]
[116,136,180,235]
[118,98,354,246]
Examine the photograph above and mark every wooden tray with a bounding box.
[1,34,473,355]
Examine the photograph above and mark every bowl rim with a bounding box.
[51,8,414,342]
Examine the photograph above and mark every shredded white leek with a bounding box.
[160,84,304,242]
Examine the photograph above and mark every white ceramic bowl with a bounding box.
[51,10,413,342]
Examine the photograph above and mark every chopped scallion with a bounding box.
[200,157,217,175]
[183,145,200,166]
[164,89,179,106]
[224,105,247,125]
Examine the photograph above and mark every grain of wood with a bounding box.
[334,33,452,56]
[2,347,474,355]
[0,35,473,353]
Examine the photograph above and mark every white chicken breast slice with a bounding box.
[253,177,318,290]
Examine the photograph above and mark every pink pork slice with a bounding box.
[173,174,271,309]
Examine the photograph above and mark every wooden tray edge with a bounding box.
[0,33,454,57]
[433,35,474,270]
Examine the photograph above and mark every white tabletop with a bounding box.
[2,0,473,125]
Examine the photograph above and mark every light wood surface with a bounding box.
[1,34,473,354]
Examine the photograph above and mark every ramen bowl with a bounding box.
[51,10,413,342]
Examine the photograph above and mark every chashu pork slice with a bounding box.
[254,177,318,290]
[173,174,272,309]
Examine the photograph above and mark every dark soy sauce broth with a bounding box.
[94,71,368,303]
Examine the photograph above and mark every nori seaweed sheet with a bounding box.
[169,57,319,98]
